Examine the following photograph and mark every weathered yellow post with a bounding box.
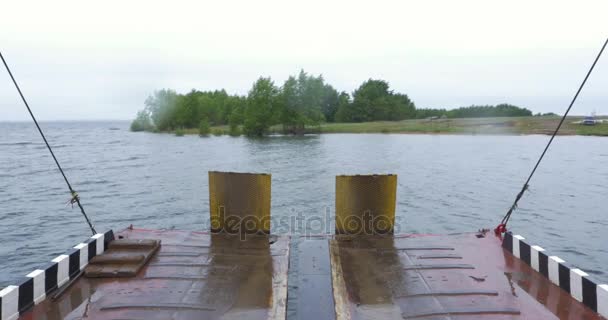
[335,174,397,235]
[208,171,271,234]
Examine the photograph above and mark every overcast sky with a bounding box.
[1,0,607,121]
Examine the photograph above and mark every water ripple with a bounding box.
[0,121,607,293]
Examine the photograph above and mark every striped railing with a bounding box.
[0,230,114,320]
[502,232,608,318]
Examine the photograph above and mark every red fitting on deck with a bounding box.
[494,223,507,235]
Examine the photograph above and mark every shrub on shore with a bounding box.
[199,118,210,136]
[229,123,241,136]
[212,129,225,136]
[130,110,154,132]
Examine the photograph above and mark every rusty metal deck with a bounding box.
[16,229,604,320]
[294,232,603,320]
[21,229,289,320]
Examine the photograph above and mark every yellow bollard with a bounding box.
[335,174,397,235]
[208,171,271,234]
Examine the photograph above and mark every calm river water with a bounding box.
[1,121,607,308]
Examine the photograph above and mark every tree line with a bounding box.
[130,70,532,136]
[415,104,533,119]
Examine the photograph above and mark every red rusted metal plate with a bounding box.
[329,232,602,320]
[18,229,603,320]
[20,229,290,320]
[85,239,161,278]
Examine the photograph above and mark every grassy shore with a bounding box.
[176,116,608,136]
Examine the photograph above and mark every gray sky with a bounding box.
[1,0,607,121]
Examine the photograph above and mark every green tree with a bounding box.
[445,104,532,118]
[279,70,326,134]
[134,74,428,134]
[279,76,299,132]
[297,70,325,128]
[415,108,447,119]
[334,92,352,122]
[145,89,179,131]
[321,84,339,122]
[130,110,154,132]
[348,79,416,122]
[174,90,201,128]
[198,118,210,136]
[390,93,416,120]
[243,77,280,136]
[350,79,391,121]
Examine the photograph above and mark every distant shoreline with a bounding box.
[160,116,608,137]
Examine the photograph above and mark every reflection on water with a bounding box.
[1,121,607,288]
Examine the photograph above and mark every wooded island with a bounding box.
[130,70,545,136]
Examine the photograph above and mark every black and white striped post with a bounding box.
[503,232,608,317]
[0,230,114,320]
